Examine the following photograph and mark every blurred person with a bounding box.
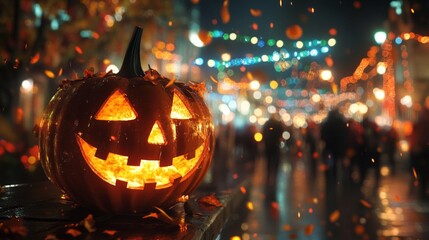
[304,120,319,178]
[383,126,398,172]
[409,103,429,199]
[360,115,382,186]
[320,109,348,185]
[345,119,364,183]
[262,113,284,201]
[243,124,259,173]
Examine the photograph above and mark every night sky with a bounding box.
[198,0,392,81]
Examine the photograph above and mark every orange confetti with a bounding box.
[44,70,55,78]
[246,201,254,211]
[58,68,63,77]
[92,32,100,39]
[283,224,292,231]
[304,224,314,236]
[66,228,82,237]
[360,199,372,208]
[250,8,262,17]
[75,46,83,55]
[240,186,247,194]
[412,167,417,179]
[165,76,176,87]
[251,23,258,31]
[30,53,40,64]
[329,210,340,222]
[209,75,218,84]
[220,0,230,24]
[198,194,223,207]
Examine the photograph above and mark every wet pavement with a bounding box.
[219,146,429,240]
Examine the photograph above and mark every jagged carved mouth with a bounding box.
[76,135,204,190]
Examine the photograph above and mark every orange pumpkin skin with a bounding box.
[38,28,214,214]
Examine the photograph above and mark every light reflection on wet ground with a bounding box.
[220,148,429,240]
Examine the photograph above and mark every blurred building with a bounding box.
[389,0,429,119]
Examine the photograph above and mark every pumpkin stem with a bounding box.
[118,26,145,78]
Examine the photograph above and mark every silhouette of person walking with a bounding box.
[410,103,429,198]
[360,115,381,186]
[262,113,284,201]
[320,109,348,185]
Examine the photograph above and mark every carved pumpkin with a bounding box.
[38,27,215,214]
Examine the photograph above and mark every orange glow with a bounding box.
[95,90,137,121]
[148,121,166,145]
[171,92,192,119]
[221,0,230,24]
[285,25,303,40]
[76,135,205,189]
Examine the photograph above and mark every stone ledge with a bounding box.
[0,178,251,239]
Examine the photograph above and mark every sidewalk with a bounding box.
[220,148,429,240]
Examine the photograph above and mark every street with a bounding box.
[220,144,429,240]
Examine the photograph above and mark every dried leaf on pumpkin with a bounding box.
[80,214,96,233]
[65,228,82,237]
[198,194,223,207]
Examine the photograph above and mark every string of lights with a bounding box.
[208,30,336,50]
[194,46,332,69]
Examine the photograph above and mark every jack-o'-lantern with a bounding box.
[38,27,215,214]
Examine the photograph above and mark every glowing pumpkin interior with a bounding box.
[77,90,204,190]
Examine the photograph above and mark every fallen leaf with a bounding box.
[198,194,223,207]
[103,229,117,236]
[81,214,96,233]
[65,228,82,237]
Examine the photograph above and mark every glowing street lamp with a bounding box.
[400,95,412,108]
[320,70,332,81]
[374,31,387,45]
[249,80,260,90]
[373,88,385,100]
[376,62,387,75]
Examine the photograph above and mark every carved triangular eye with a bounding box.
[170,92,192,120]
[95,90,137,121]
[148,121,166,145]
